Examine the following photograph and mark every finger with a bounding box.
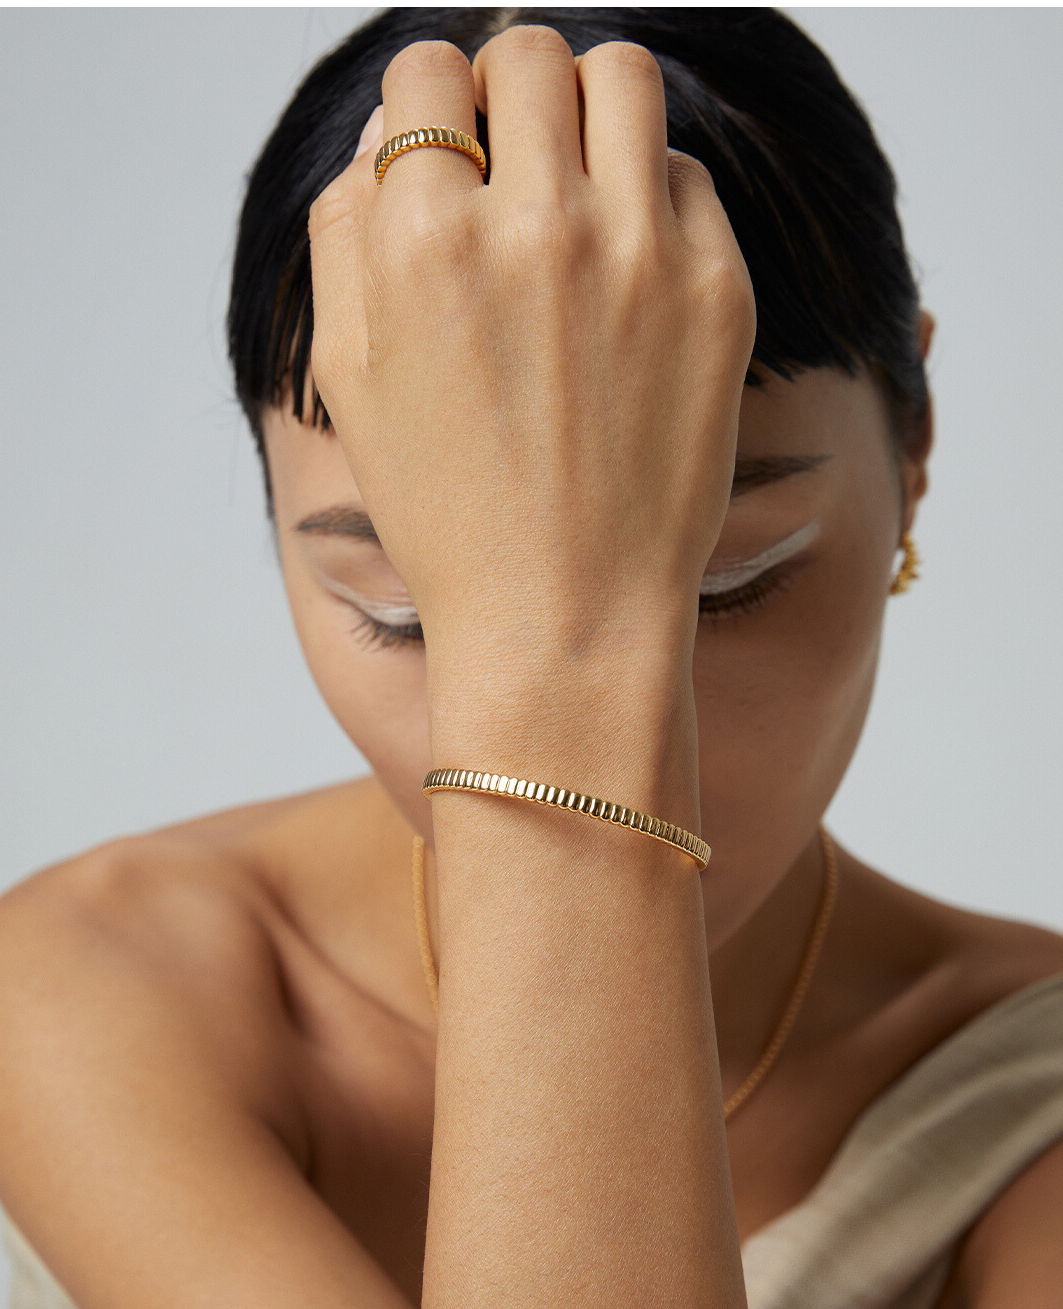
[306,104,384,403]
[379,40,481,195]
[471,24,583,195]
[666,147,727,245]
[355,103,384,162]
[576,41,671,213]
[666,148,757,354]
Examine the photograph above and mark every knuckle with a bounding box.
[583,39,662,83]
[378,196,470,281]
[401,196,456,252]
[699,258,757,341]
[384,39,470,88]
[502,200,590,267]
[309,329,340,390]
[668,148,715,192]
[485,23,573,63]
[733,277,759,345]
[307,178,350,243]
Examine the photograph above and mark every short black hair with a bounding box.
[228,7,929,518]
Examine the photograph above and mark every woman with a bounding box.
[1,7,1061,1308]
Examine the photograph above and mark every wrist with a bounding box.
[424,622,701,838]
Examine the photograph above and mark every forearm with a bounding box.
[308,30,757,1298]
[421,629,747,1309]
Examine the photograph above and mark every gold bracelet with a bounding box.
[421,768,710,871]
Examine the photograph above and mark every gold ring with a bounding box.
[374,126,487,185]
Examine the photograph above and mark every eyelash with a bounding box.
[348,610,426,651]
[699,564,796,627]
[346,565,796,652]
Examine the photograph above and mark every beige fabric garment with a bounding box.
[3,970,1063,1309]
[740,969,1063,1308]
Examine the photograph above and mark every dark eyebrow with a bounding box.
[729,453,832,496]
[294,505,381,542]
[293,454,832,543]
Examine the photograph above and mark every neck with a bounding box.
[706,830,832,1094]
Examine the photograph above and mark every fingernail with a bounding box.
[354,104,384,160]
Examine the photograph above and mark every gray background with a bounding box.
[0,13,1061,1291]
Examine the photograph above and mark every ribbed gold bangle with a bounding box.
[421,768,710,871]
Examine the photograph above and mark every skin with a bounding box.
[263,331,1063,1278]
[1,24,1063,1309]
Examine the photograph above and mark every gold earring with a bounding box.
[889,531,921,595]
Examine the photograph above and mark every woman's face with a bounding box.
[262,334,931,939]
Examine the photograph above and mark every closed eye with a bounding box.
[696,562,796,625]
[341,561,800,652]
[308,499,823,652]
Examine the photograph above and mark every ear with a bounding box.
[899,308,936,536]
[918,308,935,363]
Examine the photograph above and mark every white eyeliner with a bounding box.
[315,572,420,624]
[316,516,822,621]
[699,517,821,595]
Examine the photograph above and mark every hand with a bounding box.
[308,26,756,667]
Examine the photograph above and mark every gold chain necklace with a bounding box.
[411,824,838,1123]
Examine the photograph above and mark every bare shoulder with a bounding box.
[0,774,357,955]
[930,893,1063,1019]
[0,777,386,1153]
[841,855,1063,1308]
[931,902,1063,1308]
[931,1132,1063,1308]
[0,780,416,1309]
[0,818,300,1152]
[839,848,1063,1027]
[0,772,385,934]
